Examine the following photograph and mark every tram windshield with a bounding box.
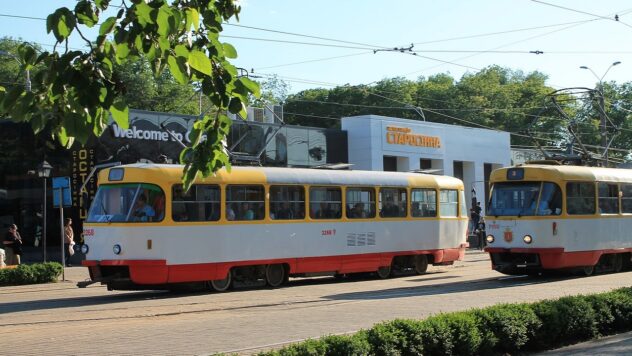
[488,182,562,217]
[86,183,165,223]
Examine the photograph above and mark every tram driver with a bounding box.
[132,194,155,222]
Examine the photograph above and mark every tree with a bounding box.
[0,0,259,189]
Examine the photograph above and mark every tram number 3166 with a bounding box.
[321,229,336,236]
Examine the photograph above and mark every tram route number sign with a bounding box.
[52,176,73,208]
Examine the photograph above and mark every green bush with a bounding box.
[321,333,371,356]
[599,289,632,332]
[255,287,632,356]
[0,262,63,286]
[366,320,422,356]
[427,312,482,356]
[475,303,540,354]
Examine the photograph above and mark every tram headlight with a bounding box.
[80,244,89,254]
[523,235,533,244]
[486,235,495,244]
[113,244,122,255]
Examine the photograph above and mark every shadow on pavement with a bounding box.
[322,274,575,301]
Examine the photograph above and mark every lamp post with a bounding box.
[579,61,621,165]
[37,160,52,262]
[0,50,31,91]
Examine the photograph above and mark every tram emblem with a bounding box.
[503,228,513,242]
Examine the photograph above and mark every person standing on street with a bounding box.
[3,224,22,265]
[64,218,74,267]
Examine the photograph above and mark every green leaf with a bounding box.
[99,17,117,36]
[167,55,188,85]
[228,97,245,117]
[174,44,189,58]
[156,6,174,37]
[109,100,129,129]
[63,113,91,145]
[75,0,98,28]
[57,126,75,148]
[115,43,130,62]
[188,50,212,76]
[94,0,110,10]
[222,43,237,59]
[236,77,261,98]
[185,8,200,31]
[135,2,155,26]
[49,8,76,42]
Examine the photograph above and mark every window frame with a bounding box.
[566,182,596,215]
[171,184,221,222]
[269,185,306,220]
[379,187,408,218]
[621,184,632,214]
[345,187,376,219]
[411,188,437,218]
[309,186,343,220]
[598,182,620,215]
[226,184,266,221]
[439,189,459,217]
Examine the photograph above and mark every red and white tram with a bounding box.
[81,164,468,291]
[485,164,632,275]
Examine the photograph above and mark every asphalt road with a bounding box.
[1,251,631,355]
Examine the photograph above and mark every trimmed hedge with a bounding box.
[0,262,63,286]
[257,287,632,356]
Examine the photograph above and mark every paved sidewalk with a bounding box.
[536,331,632,355]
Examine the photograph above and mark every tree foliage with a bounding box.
[0,0,259,189]
[284,66,576,147]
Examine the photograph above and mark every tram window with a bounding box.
[310,187,342,219]
[172,185,220,222]
[440,189,458,217]
[622,185,632,213]
[566,182,596,215]
[411,189,437,217]
[459,190,468,217]
[226,185,265,221]
[537,183,562,216]
[379,188,407,218]
[346,188,376,219]
[598,183,619,214]
[86,183,165,223]
[270,186,305,220]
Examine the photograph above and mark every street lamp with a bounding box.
[0,50,31,92]
[579,61,622,165]
[37,160,52,262]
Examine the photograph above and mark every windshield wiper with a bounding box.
[100,200,112,223]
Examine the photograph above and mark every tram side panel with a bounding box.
[84,218,464,285]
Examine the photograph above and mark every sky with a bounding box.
[1,0,631,94]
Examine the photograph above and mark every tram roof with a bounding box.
[491,164,632,183]
[101,164,464,189]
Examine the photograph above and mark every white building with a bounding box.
[342,115,511,213]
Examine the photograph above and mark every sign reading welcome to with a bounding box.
[385,126,441,148]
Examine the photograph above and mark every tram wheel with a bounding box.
[376,265,392,279]
[265,264,286,288]
[612,254,623,273]
[210,271,232,292]
[414,255,429,275]
[582,265,595,277]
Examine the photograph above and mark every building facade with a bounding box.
[342,115,511,213]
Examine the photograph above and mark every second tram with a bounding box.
[485,163,632,275]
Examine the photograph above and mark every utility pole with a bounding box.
[580,61,621,166]
[598,85,608,165]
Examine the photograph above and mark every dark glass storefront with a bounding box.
[0,109,348,256]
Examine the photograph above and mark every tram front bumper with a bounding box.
[82,259,168,285]
[485,247,566,271]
